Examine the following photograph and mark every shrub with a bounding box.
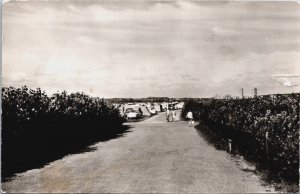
[2,86,126,179]
[183,94,299,183]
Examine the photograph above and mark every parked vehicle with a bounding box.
[149,108,156,115]
[124,108,141,119]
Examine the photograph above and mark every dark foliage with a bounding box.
[2,86,128,180]
[183,94,299,184]
[182,99,204,120]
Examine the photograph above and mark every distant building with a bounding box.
[253,88,258,97]
[213,94,233,99]
[240,88,244,99]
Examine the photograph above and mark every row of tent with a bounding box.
[117,102,185,117]
[119,103,162,117]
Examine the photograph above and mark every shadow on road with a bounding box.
[195,122,299,192]
[2,124,133,182]
[195,122,228,151]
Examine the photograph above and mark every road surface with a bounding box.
[2,111,275,193]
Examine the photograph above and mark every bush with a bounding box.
[183,94,299,183]
[182,99,203,120]
[2,86,126,179]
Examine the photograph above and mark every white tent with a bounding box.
[160,102,168,111]
[154,104,162,112]
[175,102,184,109]
[125,104,140,111]
[140,105,151,116]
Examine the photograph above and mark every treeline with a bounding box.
[106,97,202,104]
[183,94,299,184]
[2,86,127,180]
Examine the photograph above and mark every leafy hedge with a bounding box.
[2,86,126,179]
[183,94,299,183]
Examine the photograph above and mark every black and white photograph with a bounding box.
[1,0,300,193]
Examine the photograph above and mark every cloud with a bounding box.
[272,75,300,87]
[2,0,11,4]
[3,1,300,97]
[212,26,239,36]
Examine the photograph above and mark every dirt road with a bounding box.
[2,111,275,193]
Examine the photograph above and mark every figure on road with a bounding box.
[166,109,170,122]
[169,109,175,122]
[171,110,176,122]
[186,111,194,127]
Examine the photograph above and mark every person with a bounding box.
[169,109,173,122]
[166,109,170,122]
[171,109,176,122]
[186,111,194,127]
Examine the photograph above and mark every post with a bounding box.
[240,88,244,99]
[228,139,232,153]
[265,132,269,169]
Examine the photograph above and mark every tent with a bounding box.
[124,104,140,111]
[140,105,151,116]
[175,102,184,109]
[154,104,162,112]
[160,102,168,111]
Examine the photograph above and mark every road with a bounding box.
[2,111,275,193]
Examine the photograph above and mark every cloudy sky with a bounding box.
[3,0,300,98]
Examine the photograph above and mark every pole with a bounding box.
[240,88,244,99]
[265,131,269,169]
[228,139,232,153]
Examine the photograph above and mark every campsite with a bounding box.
[2,0,299,193]
[116,102,183,121]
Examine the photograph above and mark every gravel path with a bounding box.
[2,111,275,193]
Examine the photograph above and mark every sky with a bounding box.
[2,0,300,98]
